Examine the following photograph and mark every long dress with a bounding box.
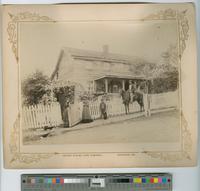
[82,102,93,123]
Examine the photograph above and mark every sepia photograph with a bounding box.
[3,4,197,168]
[20,20,180,145]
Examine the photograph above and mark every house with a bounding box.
[51,46,145,94]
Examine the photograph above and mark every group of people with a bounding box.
[60,97,108,127]
[60,80,143,127]
[82,98,108,123]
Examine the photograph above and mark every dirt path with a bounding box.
[28,110,180,145]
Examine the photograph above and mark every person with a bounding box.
[129,80,133,103]
[132,81,137,93]
[82,100,93,123]
[100,99,107,119]
[122,90,130,114]
[62,100,70,127]
[136,82,142,94]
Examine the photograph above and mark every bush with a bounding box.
[149,71,178,94]
[22,71,50,105]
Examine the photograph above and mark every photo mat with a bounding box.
[3,3,197,168]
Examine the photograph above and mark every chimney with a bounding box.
[102,44,109,56]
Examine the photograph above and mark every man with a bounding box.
[132,81,137,93]
[63,99,70,127]
[99,99,107,119]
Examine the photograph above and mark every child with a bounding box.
[100,99,107,119]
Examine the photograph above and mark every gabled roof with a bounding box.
[95,74,145,81]
[63,47,139,63]
[51,49,64,80]
[51,47,144,80]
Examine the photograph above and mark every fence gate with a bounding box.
[68,103,82,127]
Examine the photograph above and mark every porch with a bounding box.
[94,74,145,94]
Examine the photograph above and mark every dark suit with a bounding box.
[100,101,107,119]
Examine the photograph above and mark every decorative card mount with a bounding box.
[2,3,197,168]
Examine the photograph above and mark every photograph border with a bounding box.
[3,5,196,168]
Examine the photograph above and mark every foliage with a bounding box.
[148,70,179,94]
[53,86,75,104]
[134,44,179,93]
[22,71,50,105]
[161,44,178,68]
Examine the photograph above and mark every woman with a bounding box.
[82,100,93,123]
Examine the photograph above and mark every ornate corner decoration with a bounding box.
[9,114,54,164]
[143,113,192,162]
[177,10,189,58]
[7,12,55,165]
[7,12,54,62]
[143,9,189,59]
[142,9,192,162]
[143,9,177,20]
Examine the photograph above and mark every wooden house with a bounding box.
[51,46,145,95]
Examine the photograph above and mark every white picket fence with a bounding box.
[22,91,178,130]
[22,102,62,130]
[89,98,141,120]
[89,91,178,119]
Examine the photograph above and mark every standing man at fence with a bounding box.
[100,98,107,119]
[63,99,70,127]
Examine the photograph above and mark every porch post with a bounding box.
[93,81,96,93]
[122,80,125,90]
[105,78,108,93]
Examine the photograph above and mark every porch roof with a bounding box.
[94,74,146,81]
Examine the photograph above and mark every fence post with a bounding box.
[144,93,151,117]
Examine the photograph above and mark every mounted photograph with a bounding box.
[2,4,197,168]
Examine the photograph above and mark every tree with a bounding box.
[133,44,179,93]
[134,61,157,78]
[161,44,178,68]
[22,71,50,105]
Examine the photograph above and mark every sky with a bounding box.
[19,20,178,80]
